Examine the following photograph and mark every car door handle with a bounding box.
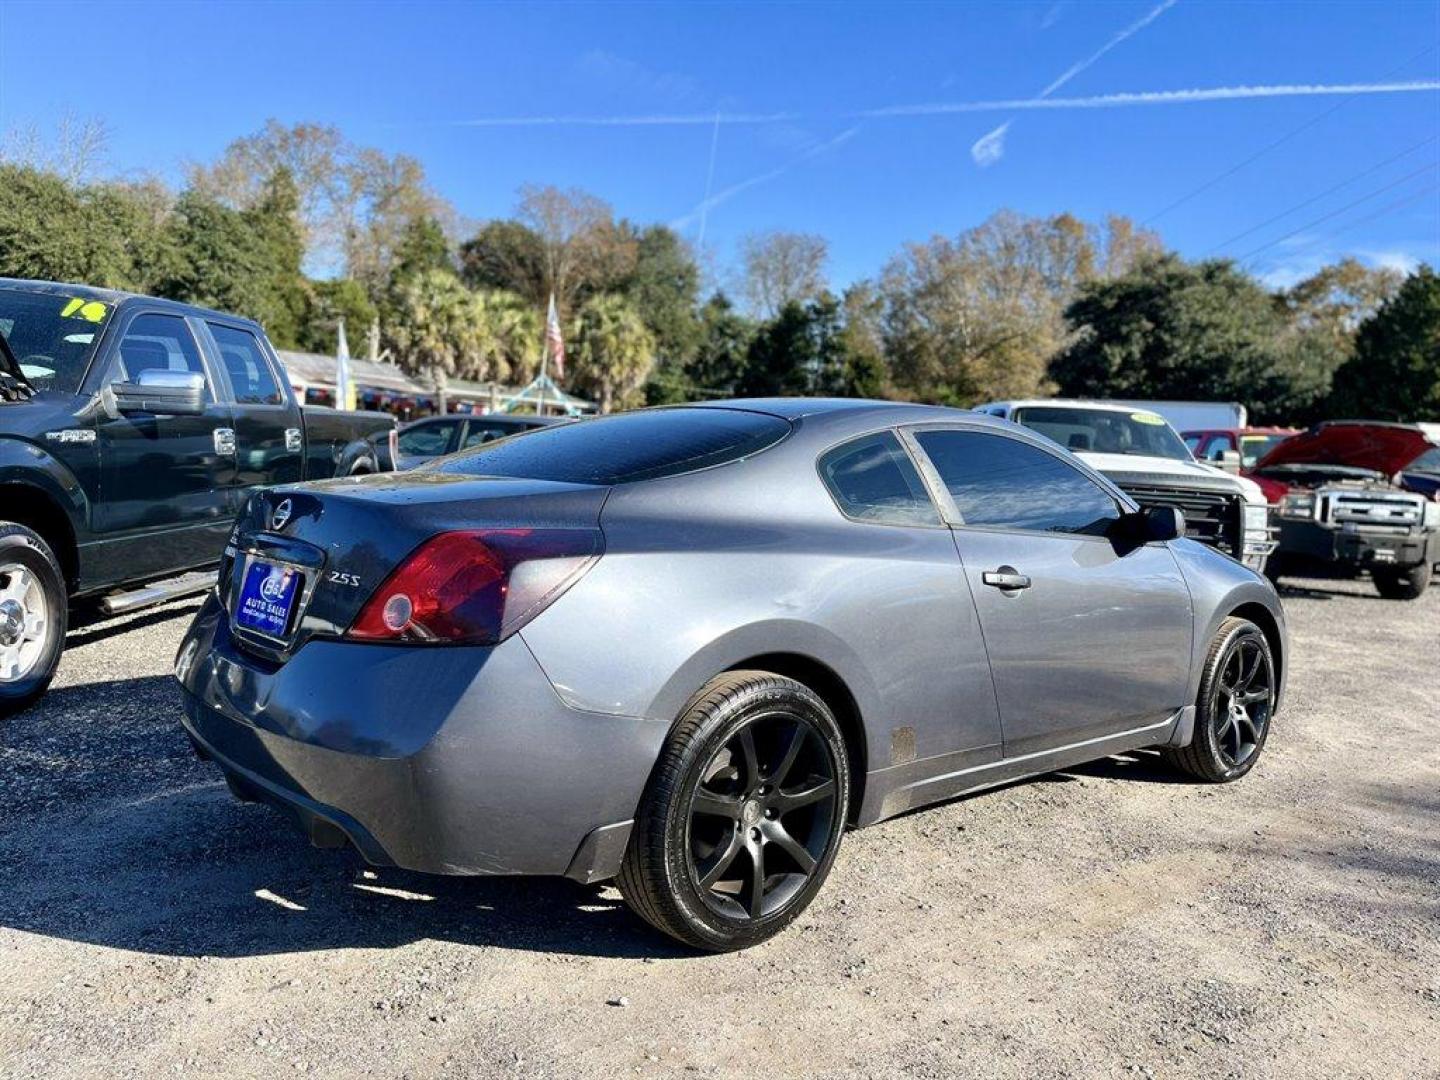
[982,568,1032,591]
[285,428,303,452]
[213,428,236,455]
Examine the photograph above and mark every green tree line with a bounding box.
[1,118,1434,419]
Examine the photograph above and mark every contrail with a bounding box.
[450,111,797,128]
[866,80,1440,118]
[696,109,723,248]
[1037,0,1178,99]
[671,127,860,232]
[971,0,1178,166]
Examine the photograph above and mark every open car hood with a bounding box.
[1253,422,1435,476]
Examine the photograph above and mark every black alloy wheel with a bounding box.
[619,671,850,951]
[1164,617,1275,782]
[1210,633,1273,770]
[685,712,839,920]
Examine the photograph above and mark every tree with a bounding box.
[156,169,310,348]
[873,211,1158,406]
[1271,258,1406,423]
[516,184,634,319]
[1328,266,1440,421]
[569,293,656,413]
[690,293,754,397]
[740,230,828,317]
[460,219,547,304]
[0,165,173,292]
[737,293,882,399]
[300,278,379,356]
[189,120,453,283]
[1052,255,1293,413]
[617,224,701,361]
[391,216,453,282]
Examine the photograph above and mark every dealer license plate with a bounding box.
[234,559,303,639]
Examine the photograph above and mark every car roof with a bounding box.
[983,398,1160,415]
[685,397,990,423]
[0,277,262,327]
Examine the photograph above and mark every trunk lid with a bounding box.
[222,472,608,660]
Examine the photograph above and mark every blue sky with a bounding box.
[1,0,1437,290]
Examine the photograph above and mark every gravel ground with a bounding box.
[1,576,1437,1080]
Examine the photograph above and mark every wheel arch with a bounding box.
[0,482,80,589]
[723,652,868,826]
[1227,600,1285,708]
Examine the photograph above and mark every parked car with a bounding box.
[0,279,397,715]
[176,399,1285,951]
[1252,420,1440,599]
[1182,426,1300,501]
[394,412,560,469]
[977,400,1274,570]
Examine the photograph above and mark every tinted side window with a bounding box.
[114,313,207,392]
[434,407,790,485]
[819,431,939,526]
[210,323,283,405]
[915,429,1120,535]
[462,421,519,449]
[398,421,458,457]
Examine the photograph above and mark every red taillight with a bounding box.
[348,528,602,645]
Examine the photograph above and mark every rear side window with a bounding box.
[433,407,791,485]
[915,429,1120,536]
[210,323,283,405]
[819,431,940,526]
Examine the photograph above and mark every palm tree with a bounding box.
[570,293,656,413]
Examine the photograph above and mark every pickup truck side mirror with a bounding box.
[1217,449,1242,472]
[110,369,206,417]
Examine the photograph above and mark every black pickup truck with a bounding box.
[0,279,396,714]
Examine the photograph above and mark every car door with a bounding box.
[817,430,1004,772]
[203,321,304,490]
[906,424,1194,758]
[92,309,237,580]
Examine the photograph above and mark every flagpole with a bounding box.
[538,306,548,417]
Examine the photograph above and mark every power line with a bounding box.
[1142,45,1437,227]
[1237,161,1439,264]
[1204,134,1438,255]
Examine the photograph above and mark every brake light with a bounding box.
[348,528,602,644]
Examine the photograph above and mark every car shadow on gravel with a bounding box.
[66,598,205,646]
[1055,750,1195,785]
[0,778,690,962]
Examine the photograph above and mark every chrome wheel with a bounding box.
[685,713,839,921]
[1211,633,1273,769]
[0,562,50,683]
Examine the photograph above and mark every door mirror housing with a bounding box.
[1114,505,1186,549]
[1217,449,1242,472]
[110,369,206,417]
[1142,505,1185,542]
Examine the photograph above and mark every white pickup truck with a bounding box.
[976,399,1273,570]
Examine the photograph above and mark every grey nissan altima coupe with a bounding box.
[175,399,1286,951]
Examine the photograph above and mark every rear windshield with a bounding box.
[429,407,791,485]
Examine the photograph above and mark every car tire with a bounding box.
[618,670,850,952]
[1163,617,1275,783]
[0,523,68,718]
[1372,562,1431,600]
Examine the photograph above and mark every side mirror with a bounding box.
[1142,505,1185,542]
[110,369,206,417]
[1217,449,1242,472]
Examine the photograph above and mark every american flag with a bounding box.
[545,294,566,381]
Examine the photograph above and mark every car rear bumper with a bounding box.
[176,595,667,881]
